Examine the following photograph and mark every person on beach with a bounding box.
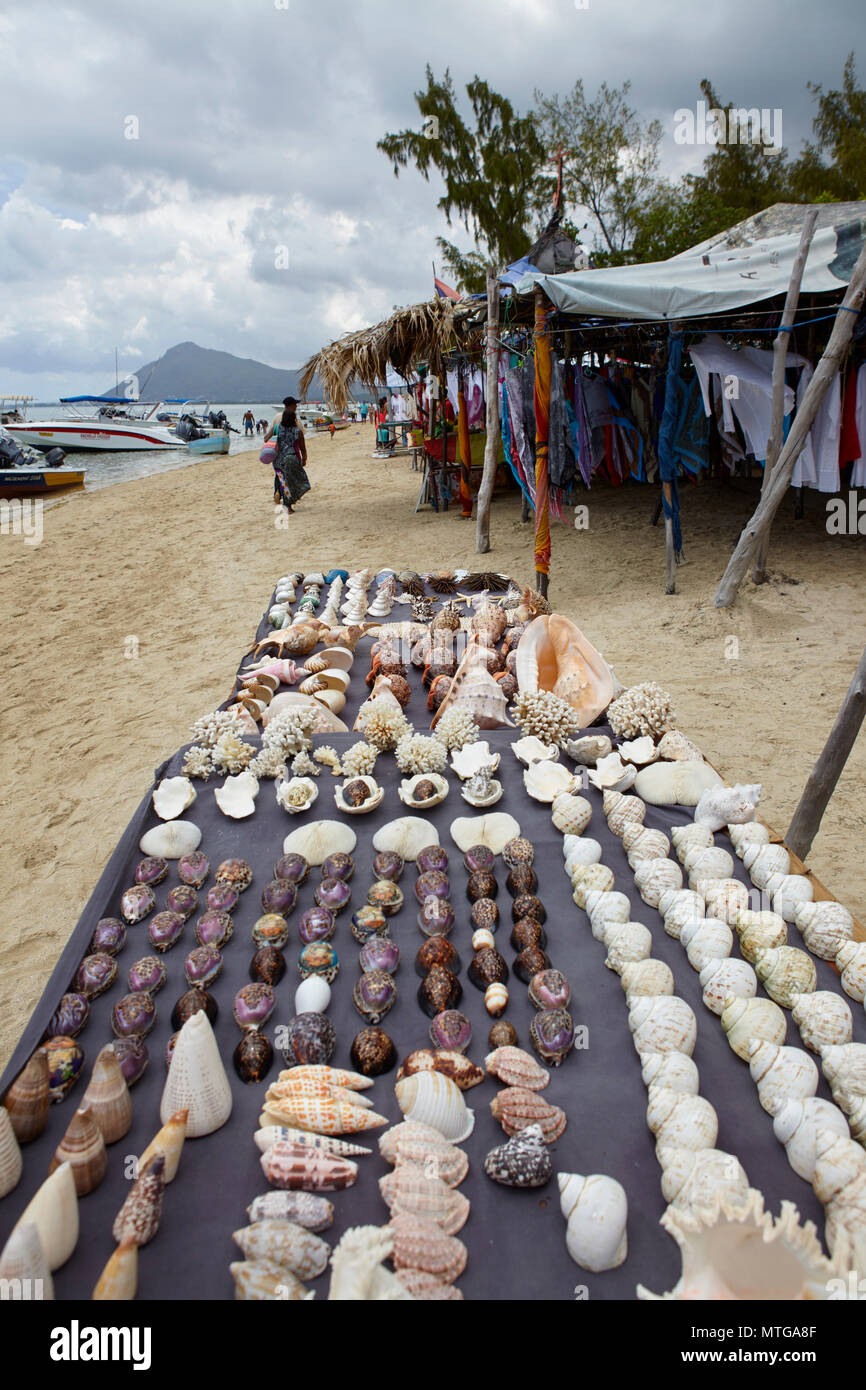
[264,396,309,515]
[243,410,255,436]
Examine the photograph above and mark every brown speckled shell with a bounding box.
[416,937,460,977]
[510,918,547,952]
[467,871,497,902]
[506,865,538,897]
[512,894,546,925]
[470,898,499,931]
[417,966,462,1018]
[502,837,534,869]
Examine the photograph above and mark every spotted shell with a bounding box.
[396,1050,484,1092]
[484,1123,552,1188]
[232,1220,330,1279]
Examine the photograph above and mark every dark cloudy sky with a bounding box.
[0,0,860,397]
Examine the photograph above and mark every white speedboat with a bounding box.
[7,397,181,452]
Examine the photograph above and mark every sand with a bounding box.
[1,423,864,1069]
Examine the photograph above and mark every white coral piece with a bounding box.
[510,690,580,747]
[358,697,412,751]
[212,731,255,774]
[181,745,213,780]
[433,708,480,751]
[607,682,676,739]
[394,733,448,775]
[261,706,318,758]
[341,741,379,778]
[313,746,343,776]
[249,746,288,780]
[291,750,321,778]
[190,709,239,748]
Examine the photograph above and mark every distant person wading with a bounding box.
[264,396,310,516]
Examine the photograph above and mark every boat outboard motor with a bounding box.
[45,446,66,466]
[208,410,230,430]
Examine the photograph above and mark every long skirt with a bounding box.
[274,449,311,507]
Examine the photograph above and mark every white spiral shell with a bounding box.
[558,1173,628,1273]
[629,996,697,1057]
[742,842,790,889]
[680,918,734,972]
[683,845,734,887]
[791,991,853,1053]
[701,879,751,925]
[639,1051,700,1095]
[619,958,675,998]
[662,890,706,940]
[587,892,632,940]
[634,858,683,908]
[658,1147,750,1215]
[768,874,814,923]
[571,863,615,909]
[753,946,817,1009]
[820,1042,866,1113]
[747,1039,819,1115]
[721,995,786,1061]
[672,823,714,863]
[699,958,757,1015]
[647,1086,719,1156]
[728,822,770,856]
[603,921,653,973]
[794,900,855,961]
[772,1096,849,1182]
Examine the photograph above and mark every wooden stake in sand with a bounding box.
[533,286,551,599]
[714,239,866,609]
[752,208,819,584]
[786,644,866,860]
[476,269,500,553]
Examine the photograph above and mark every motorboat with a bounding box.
[0,423,85,495]
[7,396,182,452]
[187,430,231,455]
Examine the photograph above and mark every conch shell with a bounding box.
[431,636,513,731]
[515,615,615,724]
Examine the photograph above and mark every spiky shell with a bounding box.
[379,1164,470,1234]
[230,1258,314,1300]
[490,1087,566,1142]
[326,1224,400,1301]
[246,1190,335,1228]
[388,1213,467,1283]
[232,1220,330,1279]
[484,1124,552,1188]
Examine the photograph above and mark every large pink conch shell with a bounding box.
[431,636,513,731]
[240,659,298,686]
[515,615,614,725]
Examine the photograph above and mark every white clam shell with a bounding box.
[639,1051,700,1095]
[748,1039,819,1115]
[294,976,332,1014]
[512,736,558,766]
[152,776,197,821]
[558,1173,627,1272]
[524,760,575,803]
[773,1097,849,1182]
[680,918,733,972]
[647,1086,719,1155]
[139,821,202,859]
[588,752,636,793]
[603,921,653,972]
[563,838,603,874]
[394,1072,474,1143]
[629,996,697,1056]
[618,735,658,766]
[791,991,853,1053]
[566,734,611,766]
[161,1010,232,1138]
[699,958,757,1015]
[282,819,358,865]
[216,769,260,819]
[450,742,500,780]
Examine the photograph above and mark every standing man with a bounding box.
[243,409,255,436]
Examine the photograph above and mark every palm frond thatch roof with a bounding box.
[299,298,481,412]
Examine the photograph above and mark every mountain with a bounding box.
[99,341,324,404]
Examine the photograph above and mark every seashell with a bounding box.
[513,945,551,983]
[603,921,653,972]
[108,1038,149,1089]
[558,1172,627,1272]
[659,1148,750,1215]
[49,1104,106,1196]
[418,967,462,1019]
[735,909,788,962]
[588,751,636,793]
[90,917,128,955]
[683,845,734,886]
[485,983,508,1016]
[139,820,202,859]
[46,993,89,1040]
[274,774,316,816]
[566,734,612,766]
[551,792,592,836]
[184,944,223,990]
[460,769,503,806]
[281,819,357,867]
[398,773,449,809]
[728,821,771,855]
[699,957,757,1015]
[325,1224,404,1301]
[233,1220,330,1279]
[81,1046,131,1146]
[634,761,724,807]
[634,858,682,908]
[588,891,632,936]
[620,958,675,998]
[485,1124,552,1188]
[657,729,704,762]
[298,942,340,982]
[379,1163,470,1234]
[397,1050,484,1092]
[137,1109,188,1183]
[647,1086,719,1156]
[177,850,209,887]
[160,1011,232,1137]
[171,987,216,1031]
[14,1162,79,1271]
[472,927,496,952]
[417,845,449,874]
[335,775,385,814]
[120,884,155,925]
[254,1126,370,1157]
[294,975,331,1015]
[571,863,615,909]
[513,735,559,766]
[0,1222,54,1299]
[529,1009,575,1066]
[618,735,658,766]
[489,1021,519,1048]
[639,1052,700,1094]
[821,1043,866,1113]
[754,946,817,1009]
[39,1036,85,1101]
[691,781,760,829]
[629,996,698,1057]
[603,790,646,838]
[564,838,603,873]
[791,991,853,1053]
[273,852,310,884]
[353,970,397,1024]
[416,938,460,978]
[528,969,571,1011]
[429,1009,472,1053]
[524,759,575,803]
[742,842,790,889]
[770,873,813,922]
[773,1097,850,1181]
[112,1153,164,1245]
[278,1013,337,1067]
[431,636,514,730]
[832,942,866,1004]
[395,1072,475,1143]
[0,1107,22,1198]
[515,614,614,722]
[485,1046,550,1091]
[747,1038,819,1116]
[373,850,404,882]
[502,835,535,869]
[388,1213,467,1283]
[234,1032,274,1085]
[379,1121,451,1165]
[701,878,751,925]
[812,1130,866,1206]
[680,918,733,972]
[672,824,714,862]
[795,900,855,961]
[230,1258,314,1301]
[721,994,787,1061]
[247,1191,335,1229]
[662,890,707,940]
[490,1086,566,1142]
[3,1052,50,1144]
[448,812,521,855]
[449,741,500,781]
[152,775,196,820]
[262,1095,385,1136]
[623,824,670,866]
[110,991,157,1039]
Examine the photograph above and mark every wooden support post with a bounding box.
[533,286,552,599]
[753,209,818,583]
[476,269,500,553]
[662,481,677,594]
[786,645,866,860]
[714,240,866,608]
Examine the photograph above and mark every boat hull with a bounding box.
[7,424,177,452]
[188,431,231,454]
[0,468,86,496]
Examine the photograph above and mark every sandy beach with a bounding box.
[1,425,864,1068]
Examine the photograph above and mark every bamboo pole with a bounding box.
[476,269,500,553]
[752,209,819,583]
[786,644,866,860]
[714,240,866,608]
[533,286,552,599]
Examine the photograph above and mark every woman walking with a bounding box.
[265,396,310,515]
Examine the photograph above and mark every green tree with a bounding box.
[789,53,866,200]
[533,80,663,265]
[378,67,544,292]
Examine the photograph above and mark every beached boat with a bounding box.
[0,466,86,496]
[7,397,181,452]
[187,429,231,454]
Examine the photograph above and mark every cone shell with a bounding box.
[379,1163,470,1234]
[247,1190,335,1228]
[112,1154,165,1245]
[261,1141,358,1189]
[0,1221,53,1298]
[138,1109,188,1183]
[754,946,817,1009]
[790,991,853,1053]
[490,1086,566,1142]
[3,1052,50,1144]
[232,1220,330,1279]
[230,1258,314,1300]
[558,1172,628,1272]
[82,1046,132,1146]
[92,1240,137,1300]
[160,1010,232,1138]
[254,1126,370,1157]
[485,1046,550,1091]
[394,1072,475,1143]
[0,1107,22,1198]
[49,1104,106,1196]
[721,995,787,1061]
[388,1212,467,1282]
[14,1161,79,1270]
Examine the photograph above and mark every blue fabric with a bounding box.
[658,331,684,560]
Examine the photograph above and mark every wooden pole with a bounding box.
[752,209,819,583]
[476,269,500,553]
[533,286,552,599]
[714,240,866,608]
[662,482,677,594]
[786,645,866,860]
